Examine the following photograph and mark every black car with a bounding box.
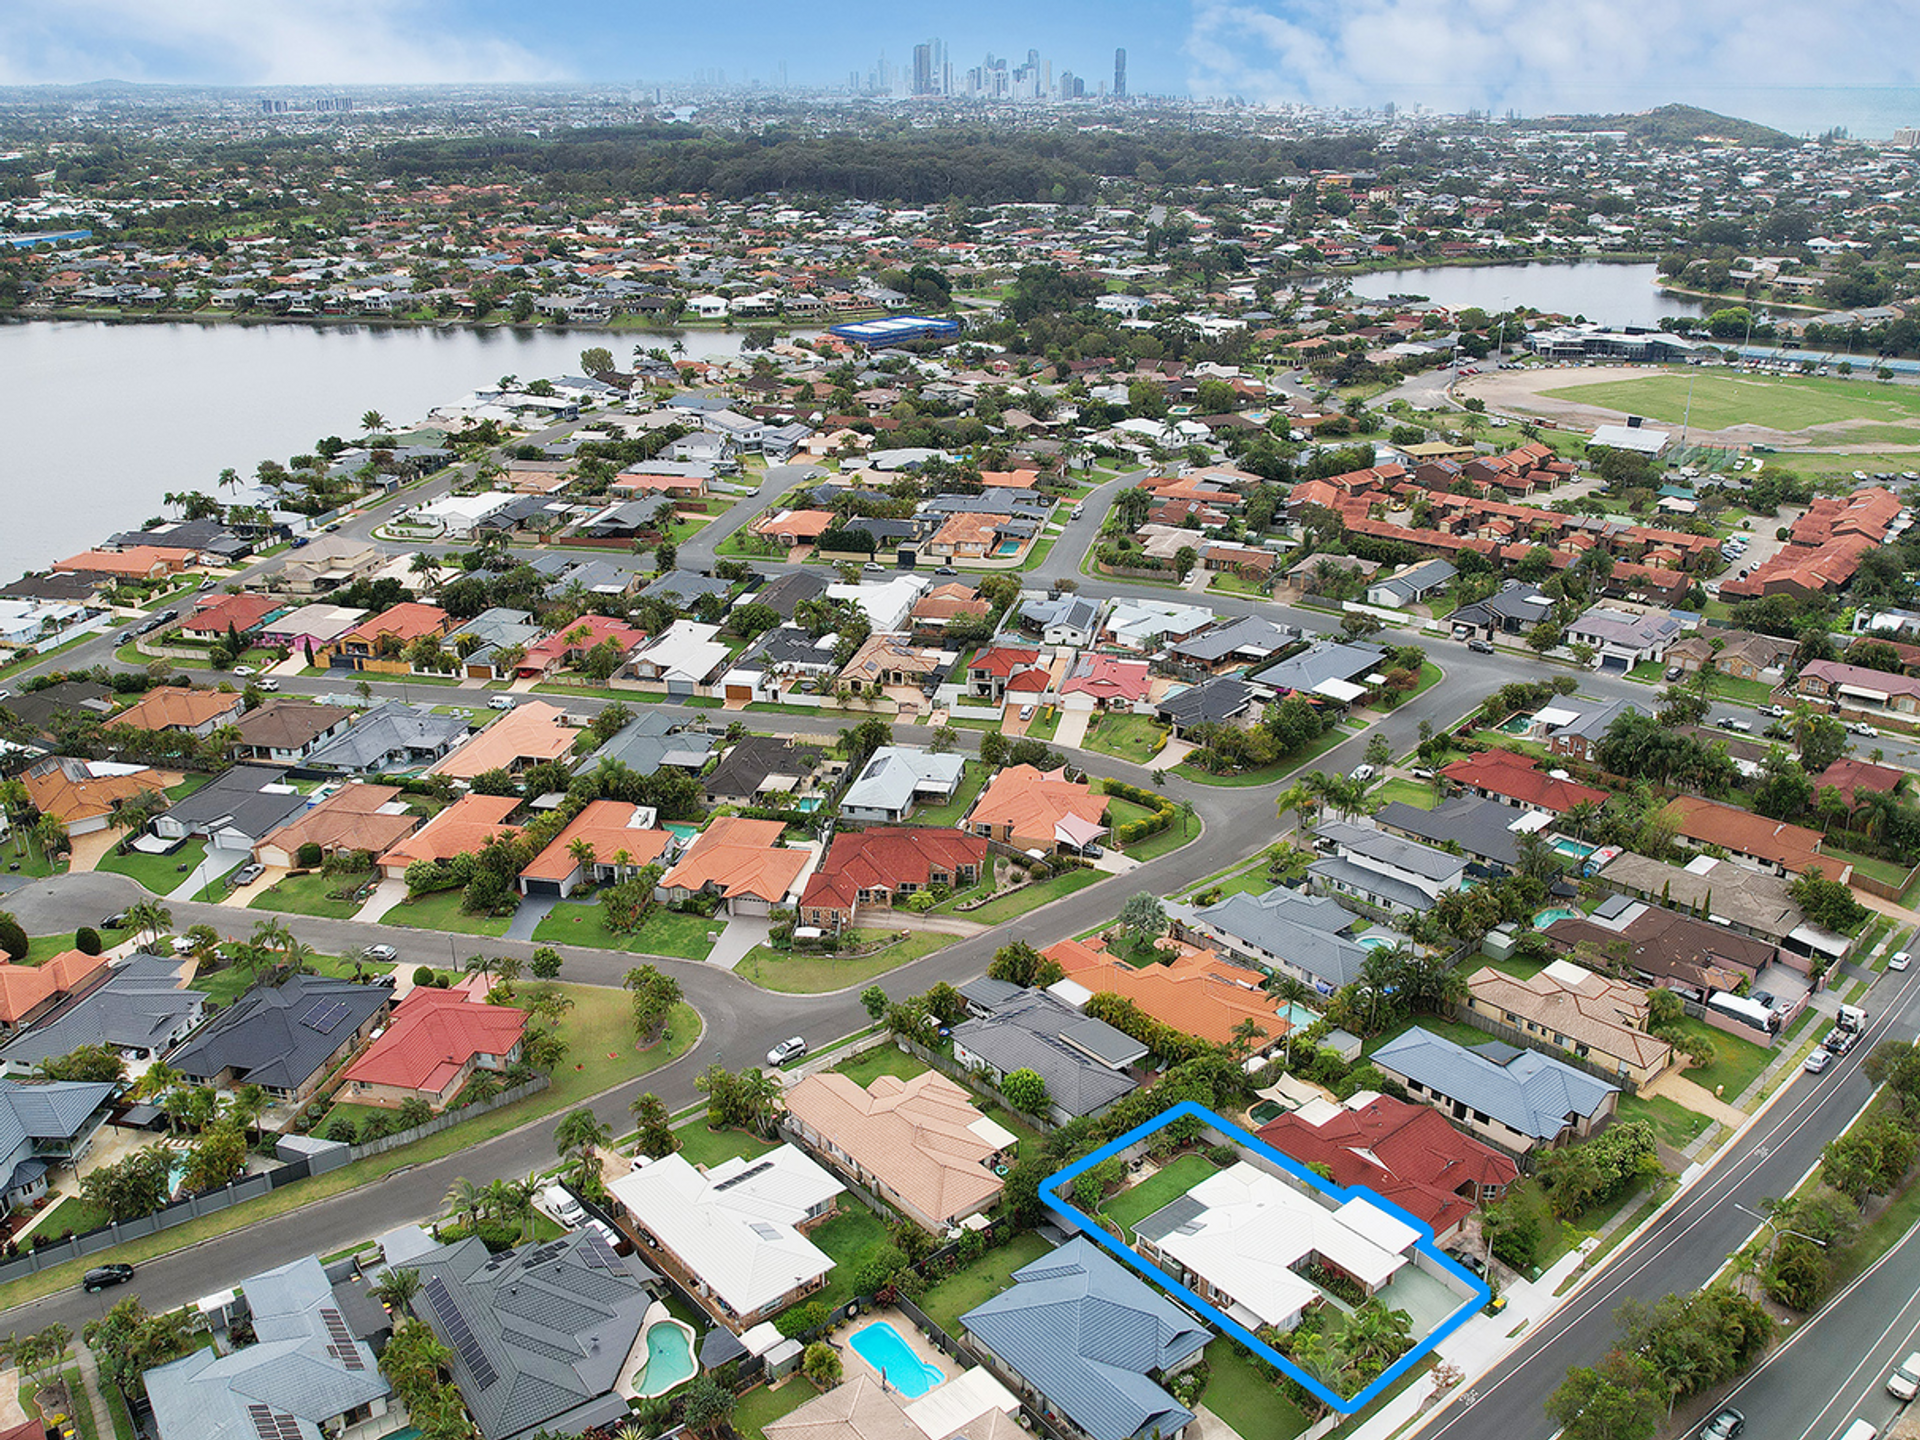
[102,911,129,929]
[83,1263,135,1293]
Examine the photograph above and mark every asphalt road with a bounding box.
[1421,960,1920,1440]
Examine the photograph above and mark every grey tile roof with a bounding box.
[170,973,388,1093]
[160,764,306,841]
[575,713,713,778]
[643,570,735,607]
[1171,888,1369,991]
[1315,821,1465,883]
[1377,795,1523,869]
[754,570,830,618]
[0,955,204,1068]
[407,1230,654,1440]
[1155,677,1256,728]
[951,990,1142,1117]
[1249,639,1386,694]
[1307,855,1439,912]
[304,701,471,773]
[1167,615,1296,665]
[962,1236,1207,1440]
[1373,1027,1619,1141]
[841,747,965,816]
[0,1079,116,1181]
[143,1254,391,1440]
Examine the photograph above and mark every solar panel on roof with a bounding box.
[300,999,352,1033]
[322,1306,366,1371]
[425,1276,497,1388]
[247,1404,279,1440]
[712,1158,774,1191]
[276,1415,302,1440]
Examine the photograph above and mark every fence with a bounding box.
[1449,1003,1641,1102]
[1849,865,1920,903]
[898,1036,1056,1131]
[346,1076,549,1159]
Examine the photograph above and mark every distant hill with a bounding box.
[1523,104,1794,148]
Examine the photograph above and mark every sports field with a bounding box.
[1554,371,1920,437]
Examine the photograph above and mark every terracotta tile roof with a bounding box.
[1044,937,1288,1049]
[968,764,1107,844]
[259,782,417,859]
[53,546,193,577]
[1814,756,1909,808]
[0,949,107,1024]
[659,815,809,904]
[107,687,243,732]
[755,508,837,539]
[783,1069,1008,1225]
[1257,1094,1517,1235]
[1441,748,1609,814]
[800,827,988,915]
[1465,964,1673,1074]
[22,759,164,826]
[519,800,672,883]
[1061,655,1153,704]
[378,793,522,870]
[1661,795,1825,874]
[338,986,527,1096]
[428,700,577,779]
[181,593,282,636]
[340,601,451,648]
[970,646,1041,678]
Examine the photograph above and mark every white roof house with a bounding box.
[1105,598,1216,652]
[825,575,930,634]
[628,620,731,686]
[841,746,966,822]
[412,491,518,537]
[1134,1161,1411,1331]
[608,1147,844,1326]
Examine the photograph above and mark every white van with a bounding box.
[1837,1421,1877,1440]
[539,1184,585,1229]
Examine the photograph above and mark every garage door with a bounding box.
[1600,654,1629,672]
[725,683,753,702]
[730,896,771,918]
[666,679,695,698]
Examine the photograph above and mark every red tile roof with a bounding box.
[1441,748,1609,813]
[338,986,527,1096]
[800,827,989,916]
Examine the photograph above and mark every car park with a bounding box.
[83,1264,135,1293]
[767,1036,808,1067]
[1804,1048,1832,1074]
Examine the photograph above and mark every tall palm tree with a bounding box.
[443,1177,484,1230]
[133,1062,182,1102]
[372,1267,422,1312]
[128,900,174,948]
[360,410,388,435]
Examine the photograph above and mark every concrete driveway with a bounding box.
[704,914,768,971]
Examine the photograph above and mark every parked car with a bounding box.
[363,943,398,964]
[257,677,280,692]
[934,566,957,576]
[863,562,885,574]
[1466,638,1494,654]
[1803,1048,1832,1074]
[231,862,264,888]
[1850,721,1880,737]
[1665,665,1684,682]
[1892,951,1912,972]
[83,1264,135,1293]
[1700,1407,1745,1440]
[538,1184,585,1229]
[1887,1351,1920,1401]
[1764,704,1787,718]
[767,1036,808,1067]
[488,695,517,711]
[1349,764,1376,783]
[103,911,129,929]
[232,664,256,677]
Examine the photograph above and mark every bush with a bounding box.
[72,926,102,956]
[775,1300,831,1339]
[0,915,27,962]
[296,842,325,868]
[413,965,436,988]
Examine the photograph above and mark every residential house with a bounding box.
[969,647,1045,702]
[1104,599,1215,654]
[0,949,107,1042]
[657,816,811,917]
[429,701,579,781]
[1163,887,1370,995]
[1154,677,1256,737]
[169,972,391,1104]
[826,576,933,635]
[966,764,1108,855]
[21,756,164,835]
[143,1255,399,1440]
[1365,559,1457,610]
[1309,820,1468,916]
[951,986,1143,1123]
[230,699,357,764]
[54,545,193,580]
[624,620,729,693]
[303,701,472,775]
[1661,795,1827,876]
[257,603,367,662]
[376,793,522,881]
[1372,1027,1620,1156]
[1258,1094,1518,1244]
[517,800,672,898]
[1248,639,1388,708]
[1019,593,1102,647]
[1594,849,1844,963]
[1539,696,1644,764]
[106,686,245,738]
[1374,795,1531,874]
[255,783,420,870]
[1043,937,1288,1053]
[1465,960,1673,1084]
[0,1078,119,1209]
[517,614,648,681]
[1061,655,1153,709]
[703,735,821,807]
[1793,657,1920,717]
[783,1070,1014,1231]
[151,763,307,851]
[839,747,967,823]
[406,1230,657,1440]
[0,953,206,1075]
[571,710,713,780]
[1133,1160,1417,1332]
[329,602,453,674]
[607,1147,843,1328]
[1813,756,1908,810]
[277,535,385,596]
[1665,630,1795,681]
[1165,616,1298,675]
[0,679,115,736]
[177,593,284,644]
[1448,581,1557,642]
[1565,606,1685,671]
[1542,897,1781,1004]
[338,985,527,1111]
[1441,748,1610,816]
[797,827,989,931]
[960,1236,1209,1440]
[755,508,837,548]
[643,570,735,611]
[764,1374,1023,1440]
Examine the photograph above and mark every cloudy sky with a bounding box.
[2,0,1916,132]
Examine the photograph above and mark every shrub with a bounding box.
[775,1301,831,1339]
[0,915,27,962]
[296,841,325,868]
[413,965,436,988]
[72,926,102,956]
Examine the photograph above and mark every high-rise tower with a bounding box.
[1114,47,1127,98]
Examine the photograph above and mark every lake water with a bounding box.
[1349,260,1703,329]
[0,320,786,583]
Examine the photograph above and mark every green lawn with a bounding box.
[1556,371,1920,434]
[1207,572,1272,599]
[1122,815,1200,862]
[910,763,986,828]
[1026,707,1061,742]
[248,869,375,921]
[0,836,62,880]
[1100,1153,1219,1241]
[672,1122,777,1171]
[919,1230,1057,1334]
[1363,1015,1495,1061]
[0,991,698,1314]
[383,888,515,938]
[810,1205,894,1311]
[734,929,956,994]
[530,901,720,961]
[1824,847,1915,891]
[1664,1016,1775,1100]
[1082,713,1169,766]
[1173,723,1351,787]
[20,933,86,965]
[94,838,207,894]
[36,1193,110,1237]
[1202,1338,1312,1440]
[1616,1092,1713,1150]
[942,867,1106,925]
[190,951,394,1008]
[831,1044,931,1088]
[1373,778,1436,811]
[733,1380,816,1440]
[1479,952,1549,981]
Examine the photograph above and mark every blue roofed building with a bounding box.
[961,1236,1210,1440]
[0,1078,118,1209]
[829,315,962,347]
[1372,1027,1621,1156]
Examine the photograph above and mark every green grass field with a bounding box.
[1556,371,1920,435]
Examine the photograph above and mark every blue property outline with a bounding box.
[1037,1100,1490,1414]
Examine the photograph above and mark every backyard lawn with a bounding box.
[189,951,394,1008]
[733,1380,815,1440]
[734,930,956,994]
[383,889,515,938]
[1372,778,1436,811]
[831,1044,931,1088]
[1362,1015,1495,1061]
[918,1230,1056,1334]
[1202,1339,1311,1440]
[530,901,720,961]
[1616,1092,1713,1150]
[811,1205,893,1311]
[1665,1017,1775,1102]
[909,764,985,828]
[1099,1153,1219,1240]
[248,869,375,921]
[94,838,207,894]
[671,1122,777,1172]
[1082,713,1168,765]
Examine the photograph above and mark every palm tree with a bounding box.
[553,1108,613,1181]
[372,1266,422,1312]
[1275,780,1322,834]
[567,837,597,878]
[133,1062,182,1102]
[127,900,174,948]
[443,1177,484,1230]
[229,1084,269,1139]
[1563,799,1604,846]
[360,410,388,436]
[33,814,68,861]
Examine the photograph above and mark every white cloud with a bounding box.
[1184,0,1913,114]
[0,0,567,86]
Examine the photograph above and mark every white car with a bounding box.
[1892,951,1912,972]
[1764,705,1787,718]
[233,664,255,676]
[766,1036,808,1067]
[1890,1351,1920,1401]
[1804,1048,1832,1074]
[488,695,517,711]
[257,677,280,692]
[1850,722,1880,738]
[1349,764,1376,784]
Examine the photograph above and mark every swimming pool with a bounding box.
[1497,714,1534,735]
[1551,838,1596,860]
[665,822,701,842]
[1278,1002,1318,1028]
[1357,936,1394,950]
[849,1320,943,1398]
[1534,907,1581,929]
[635,1316,697,1398]
[792,796,822,813]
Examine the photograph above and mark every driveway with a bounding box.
[171,842,249,900]
[505,893,558,943]
[704,914,769,971]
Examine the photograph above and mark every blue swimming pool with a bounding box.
[849,1320,944,1397]
[1357,936,1394,950]
[1534,907,1581,929]
[792,796,822,812]
[1551,838,1596,860]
